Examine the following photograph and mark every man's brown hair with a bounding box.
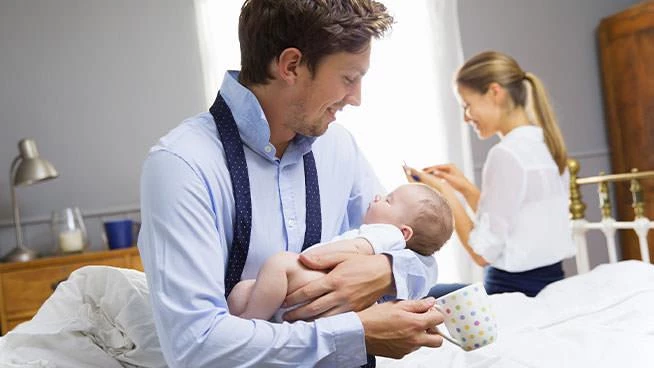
[238,0,394,86]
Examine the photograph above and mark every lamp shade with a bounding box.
[12,139,58,186]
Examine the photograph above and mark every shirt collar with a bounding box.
[218,71,317,159]
[502,125,543,143]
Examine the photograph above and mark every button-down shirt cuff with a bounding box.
[391,257,410,300]
[315,312,367,367]
[382,250,436,300]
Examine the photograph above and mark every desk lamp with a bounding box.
[2,139,58,262]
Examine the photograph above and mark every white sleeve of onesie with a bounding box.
[353,224,406,254]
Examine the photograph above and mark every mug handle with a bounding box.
[431,305,463,348]
[435,327,461,347]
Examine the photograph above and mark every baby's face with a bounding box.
[363,184,420,226]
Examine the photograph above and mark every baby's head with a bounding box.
[363,183,453,256]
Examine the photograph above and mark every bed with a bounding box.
[377,260,654,367]
[1,159,653,368]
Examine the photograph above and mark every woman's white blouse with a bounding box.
[468,126,576,272]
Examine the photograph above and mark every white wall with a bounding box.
[457,0,640,274]
[0,0,206,257]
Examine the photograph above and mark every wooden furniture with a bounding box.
[597,1,654,262]
[0,247,142,335]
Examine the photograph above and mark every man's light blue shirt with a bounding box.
[138,71,436,367]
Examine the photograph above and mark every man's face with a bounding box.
[286,44,371,137]
[363,184,419,227]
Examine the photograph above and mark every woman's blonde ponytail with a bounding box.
[524,72,568,174]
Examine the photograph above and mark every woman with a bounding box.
[407,51,575,297]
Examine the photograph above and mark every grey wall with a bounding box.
[0,0,206,257]
[457,0,640,274]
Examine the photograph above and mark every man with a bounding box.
[138,0,444,366]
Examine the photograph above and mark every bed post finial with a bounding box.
[568,158,586,220]
[630,168,645,218]
[598,172,612,219]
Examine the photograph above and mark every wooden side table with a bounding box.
[0,247,142,335]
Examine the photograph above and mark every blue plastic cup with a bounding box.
[104,219,133,249]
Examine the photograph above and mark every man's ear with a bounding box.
[275,47,303,84]
[400,225,414,242]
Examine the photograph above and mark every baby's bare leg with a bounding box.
[238,251,325,320]
[227,279,256,316]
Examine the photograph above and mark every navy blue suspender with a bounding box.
[210,92,374,367]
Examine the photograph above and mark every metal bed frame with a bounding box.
[568,158,654,273]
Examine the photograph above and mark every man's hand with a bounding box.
[358,298,445,358]
[282,252,394,321]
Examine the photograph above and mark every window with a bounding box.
[194,0,477,283]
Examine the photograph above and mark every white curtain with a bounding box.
[193,0,480,283]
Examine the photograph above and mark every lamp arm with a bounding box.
[10,155,25,249]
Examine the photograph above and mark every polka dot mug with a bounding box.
[435,282,497,351]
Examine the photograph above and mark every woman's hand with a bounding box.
[407,166,488,267]
[423,164,480,211]
[404,167,458,201]
[423,164,471,193]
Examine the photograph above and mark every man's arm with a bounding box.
[139,151,368,367]
[283,138,437,321]
[281,253,446,356]
[283,251,437,321]
[303,237,375,257]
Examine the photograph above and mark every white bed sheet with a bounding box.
[378,260,654,368]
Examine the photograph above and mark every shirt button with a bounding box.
[264,145,273,153]
[288,219,296,227]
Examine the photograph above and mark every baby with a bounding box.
[227,183,454,321]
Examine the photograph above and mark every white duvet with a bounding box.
[0,266,164,368]
[378,260,654,368]
[1,261,653,368]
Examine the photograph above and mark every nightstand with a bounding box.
[0,247,142,335]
